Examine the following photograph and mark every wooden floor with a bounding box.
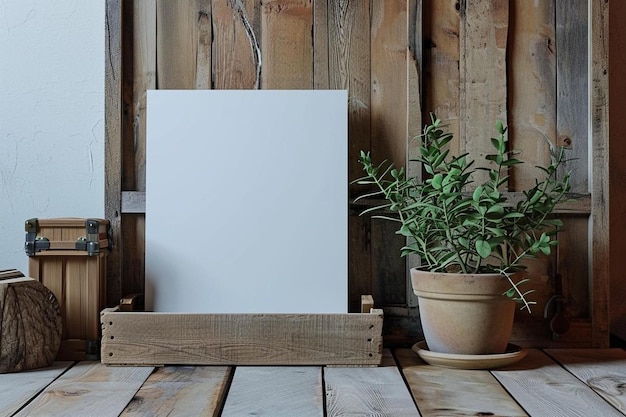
[3,348,626,416]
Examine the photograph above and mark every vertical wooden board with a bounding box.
[557,0,589,193]
[546,349,626,413]
[558,217,590,319]
[212,0,260,89]
[120,366,231,416]
[156,0,212,89]
[0,362,72,417]
[492,349,622,416]
[459,0,509,184]
[422,0,461,155]
[590,0,610,348]
[221,367,323,417]
[395,349,528,416]
[348,214,371,312]
[324,366,419,416]
[105,0,123,306]
[260,0,313,89]
[14,362,154,417]
[508,0,556,190]
[312,0,329,89]
[371,218,406,307]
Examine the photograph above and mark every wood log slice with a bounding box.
[0,270,62,373]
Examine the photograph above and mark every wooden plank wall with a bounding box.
[105,0,609,348]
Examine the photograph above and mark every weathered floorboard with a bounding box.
[221,367,323,417]
[120,366,231,416]
[546,349,626,413]
[324,366,420,417]
[492,349,622,416]
[0,362,72,417]
[396,348,527,417]
[14,362,154,417]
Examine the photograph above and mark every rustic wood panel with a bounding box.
[508,0,556,189]
[101,308,383,366]
[222,367,323,417]
[0,362,72,417]
[459,0,509,185]
[120,366,231,416]
[260,0,313,89]
[492,349,622,416]
[546,348,626,413]
[324,366,419,416]
[14,362,154,417]
[396,348,528,416]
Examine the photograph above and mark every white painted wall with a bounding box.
[0,1,104,273]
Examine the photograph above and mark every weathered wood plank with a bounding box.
[14,362,154,417]
[156,0,212,89]
[396,348,527,416]
[221,367,323,417]
[0,362,72,417]
[508,0,556,190]
[590,0,610,348]
[312,0,329,89]
[120,366,231,416]
[260,0,313,89]
[324,366,419,416]
[212,0,260,89]
[104,0,123,306]
[459,0,509,185]
[492,349,622,416]
[546,349,626,413]
[101,309,383,366]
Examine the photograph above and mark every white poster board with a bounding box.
[145,90,348,313]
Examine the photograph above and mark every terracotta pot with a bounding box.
[410,268,516,355]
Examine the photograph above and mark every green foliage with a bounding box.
[354,114,571,312]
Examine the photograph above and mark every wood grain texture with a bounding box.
[14,362,154,417]
[324,366,419,416]
[396,348,527,416]
[120,366,231,416]
[0,278,62,373]
[590,0,610,348]
[101,309,383,366]
[222,367,323,417]
[459,0,509,185]
[546,349,626,413]
[156,0,212,89]
[212,0,260,89]
[508,0,556,190]
[260,0,313,89]
[492,349,622,416]
[0,361,72,417]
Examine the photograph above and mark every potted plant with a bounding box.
[354,114,570,355]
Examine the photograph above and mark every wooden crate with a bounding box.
[101,296,383,366]
[26,218,109,360]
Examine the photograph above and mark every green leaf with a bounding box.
[476,239,492,258]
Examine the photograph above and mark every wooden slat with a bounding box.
[324,366,419,417]
[508,0,556,190]
[396,348,527,416]
[0,362,72,417]
[459,0,509,185]
[14,362,154,417]
[156,0,212,89]
[260,0,313,89]
[120,366,231,416]
[212,0,260,89]
[104,0,123,306]
[546,349,626,413]
[492,349,622,416]
[590,0,610,348]
[101,309,383,366]
[221,367,323,417]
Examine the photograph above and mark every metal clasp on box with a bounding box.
[24,218,50,256]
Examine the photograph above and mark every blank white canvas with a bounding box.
[145,90,348,313]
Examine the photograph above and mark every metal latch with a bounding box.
[24,218,50,256]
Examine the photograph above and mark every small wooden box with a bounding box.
[101,296,383,366]
[26,218,109,360]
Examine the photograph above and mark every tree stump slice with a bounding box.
[0,270,62,373]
